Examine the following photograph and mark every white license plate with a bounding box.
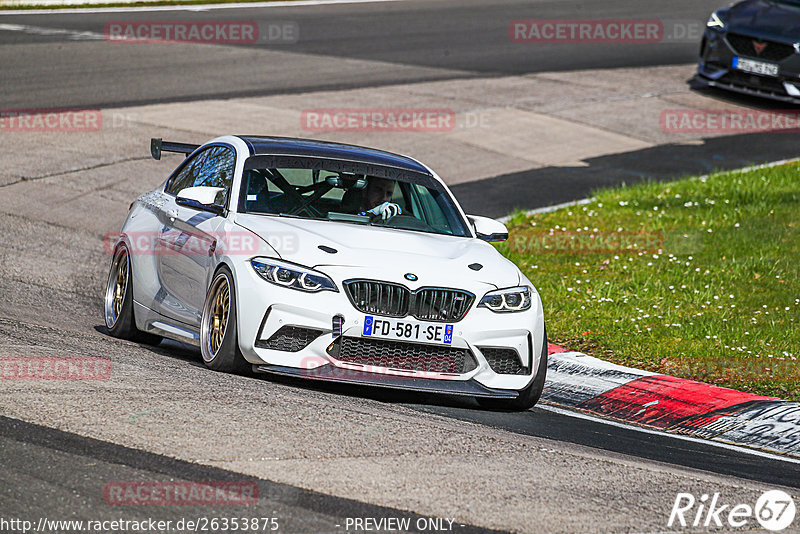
[362,316,454,345]
[733,56,779,77]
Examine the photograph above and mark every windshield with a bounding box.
[238,157,471,237]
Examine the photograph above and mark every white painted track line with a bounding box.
[539,404,800,466]
[0,22,104,38]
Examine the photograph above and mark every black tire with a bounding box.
[200,266,249,373]
[104,245,162,345]
[477,328,548,411]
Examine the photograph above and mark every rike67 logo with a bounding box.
[669,490,796,531]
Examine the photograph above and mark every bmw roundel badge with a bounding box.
[404,273,418,281]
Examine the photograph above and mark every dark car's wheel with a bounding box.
[478,328,548,411]
[200,266,249,373]
[104,245,162,345]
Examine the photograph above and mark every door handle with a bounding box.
[167,209,178,221]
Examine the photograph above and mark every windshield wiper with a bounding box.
[277,213,326,221]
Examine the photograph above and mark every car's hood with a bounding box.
[724,0,800,40]
[234,214,521,290]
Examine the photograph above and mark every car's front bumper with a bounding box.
[697,28,800,103]
[234,261,546,394]
[254,364,519,398]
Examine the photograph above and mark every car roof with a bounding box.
[236,136,432,175]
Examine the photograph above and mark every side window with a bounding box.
[195,146,235,199]
[165,150,207,195]
[165,146,235,206]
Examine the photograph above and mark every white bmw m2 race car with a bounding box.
[104,136,547,410]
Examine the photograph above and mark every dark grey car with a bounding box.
[697,0,800,103]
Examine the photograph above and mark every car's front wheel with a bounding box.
[477,328,548,411]
[200,266,249,373]
[104,245,162,345]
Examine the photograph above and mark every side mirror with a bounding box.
[176,186,226,215]
[468,215,508,242]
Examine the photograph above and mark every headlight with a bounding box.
[478,286,532,313]
[707,11,725,29]
[250,258,337,293]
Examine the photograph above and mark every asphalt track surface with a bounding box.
[1,0,722,109]
[4,0,800,217]
[2,0,800,532]
[0,416,505,534]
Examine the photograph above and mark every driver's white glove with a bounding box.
[362,202,402,221]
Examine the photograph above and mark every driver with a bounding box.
[358,177,403,221]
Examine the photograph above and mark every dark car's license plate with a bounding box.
[733,56,779,77]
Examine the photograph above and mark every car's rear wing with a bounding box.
[150,137,199,160]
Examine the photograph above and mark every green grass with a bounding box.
[498,162,800,400]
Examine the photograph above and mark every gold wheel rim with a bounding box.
[113,256,127,320]
[209,282,229,354]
